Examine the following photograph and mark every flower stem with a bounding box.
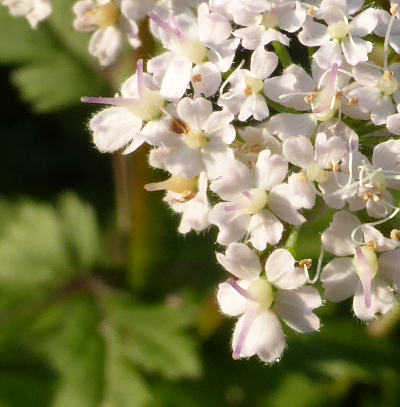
[272,42,292,69]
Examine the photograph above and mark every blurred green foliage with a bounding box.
[0,1,400,407]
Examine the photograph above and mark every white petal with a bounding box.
[379,249,400,287]
[349,8,377,38]
[386,113,400,135]
[288,173,316,209]
[90,107,142,153]
[216,242,262,280]
[217,281,248,316]
[275,286,322,333]
[192,62,222,98]
[255,150,288,191]
[283,135,315,168]
[320,257,359,302]
[265,248,307,290]
[268,113,317,142]
[232,310,286,364]
[298,19,330,47]
[89,27,123,66]
[353,278,395,321]
[269,184,306,225]
[341,37,372,66]
[209,202,250,245]
[249,210,283,250]
[250,47,278,80]
[177,97,213,130]
[321,210,360,256]
[313,40,342,70]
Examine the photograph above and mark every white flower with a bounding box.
[147,97,235,180]
[217,244,321,363]
[1,0,52,28]
[233,1,307,50]
[299,0,377,69]
[145,172,211,234]
[148,3,238,100]
[321,210,398,321]
[218,46,278,121]
[209,153,306,250]
[82,60,164,153]
[73,0,140,66]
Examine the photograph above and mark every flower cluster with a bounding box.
[7,0,400,364]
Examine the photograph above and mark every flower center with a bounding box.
[177,39,208,64]
[327,21,349,40]
[261,12,280,29]
[243,188,269,214]
[87,2,120,28]
[377,71,398,96]
[247,279,274,311]
[244,76,264,96]
[128,88,164,121]
[306,164,329,183]
[145,175,198,200]
[184,129,208,149]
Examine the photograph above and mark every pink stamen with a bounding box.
[242,190,252,200]
[148,12,185,42]
[313,63,339,114]
[355,246,373,309]
[227,278,254,301]
[81,96,139,107]
[136,59,144,99]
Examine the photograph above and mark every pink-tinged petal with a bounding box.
[321,210,360,256]
[265,248,307,290]
[353,278,395,321]
[217,280,249,316]
[274,286,322,333]
[216,242,262,280]
[321,257,359,302]
[232,310,285,364]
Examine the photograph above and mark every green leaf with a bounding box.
[58,193,101,270]
[0,200,71,294]
[30,297,104,407]
[0,5,106,112]
[105,296,201,380]
[102,324,152,407]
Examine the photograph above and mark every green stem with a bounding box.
[272,42,292,69]
[285,227,300,257]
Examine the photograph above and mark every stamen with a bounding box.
[227,278,254,301]
[384,9,397,72]
[136,59,144,99]
[219,60,246,98]
[148,12,185,42]
[81,96,138,107]
[354,246,373,308]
